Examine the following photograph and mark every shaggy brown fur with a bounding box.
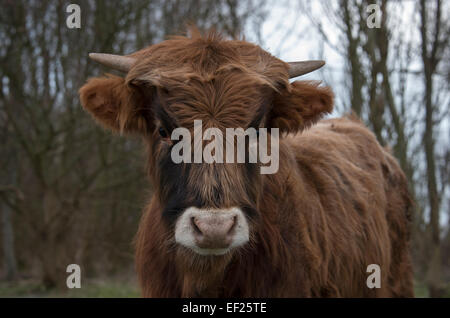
[79,29,414,297]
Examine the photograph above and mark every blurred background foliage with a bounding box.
[0,0,448,297]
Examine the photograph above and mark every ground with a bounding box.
[0,278,446,297]
[0,277,139,298]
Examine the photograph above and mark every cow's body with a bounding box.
[80,29,414,297]
[135,117,413,297]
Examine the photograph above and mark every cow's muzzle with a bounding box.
[175,207,249,255]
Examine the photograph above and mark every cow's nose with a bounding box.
[175,207,249,255]
[191,214,236,249]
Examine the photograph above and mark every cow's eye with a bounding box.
[159,127,168,138]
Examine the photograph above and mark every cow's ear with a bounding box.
[268,81,334,134]
[79,74,150,134]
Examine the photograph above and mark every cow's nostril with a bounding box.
[227,215,237,236]
[191,217,203,235]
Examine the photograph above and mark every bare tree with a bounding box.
[301,0,450,295]
[0,0,266,289]
[419,0,449,297]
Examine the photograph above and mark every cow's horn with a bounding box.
[89,53,136,73]
[288,60,325,78]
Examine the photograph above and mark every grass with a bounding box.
[59,280,140,298]
[0,278,448,298]
[0,278,140,298]
[413,281,429,298]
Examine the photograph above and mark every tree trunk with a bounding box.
[1,202,18,281]
[420,0,443,297]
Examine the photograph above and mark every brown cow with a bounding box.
[79,29,414,297]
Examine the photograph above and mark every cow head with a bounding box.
[79,30,333,259]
